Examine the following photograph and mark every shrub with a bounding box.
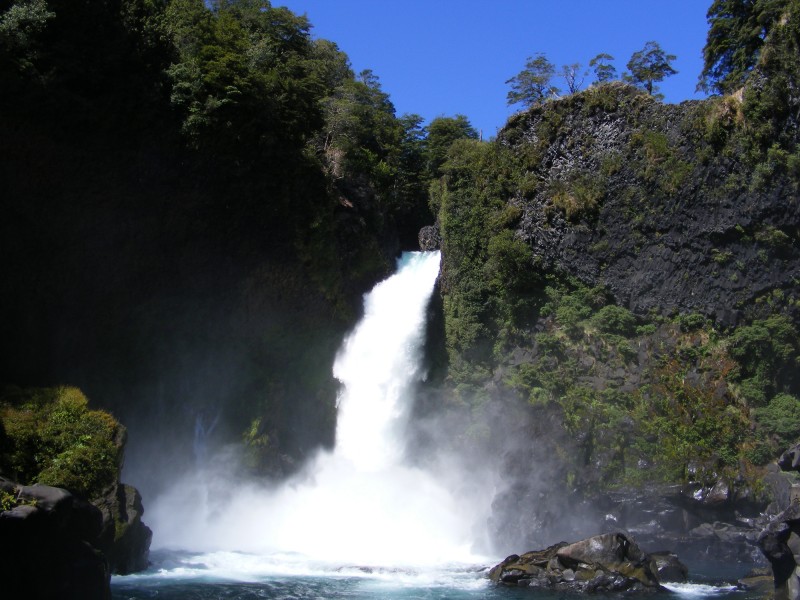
[676,312,707,332]
[755,225,791,249]
[755,393,800,448]
[549,174,604,222]
[729,316,799,399]
[0,386,122,498]
[591,304,636,337]
[745,439,776,466]
[737,376,768,406]
[636,323,657,336]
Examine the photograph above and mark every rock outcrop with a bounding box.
[488,532,665,592]
[758,443,800,600]
[94,483,153,574]
[779,444,800,473]
[418,224,441,251]
[497,84,800,327]
[0,475,152,598]
[758,500,800,600]
[0,479,110,599]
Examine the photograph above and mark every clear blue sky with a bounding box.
[278,1,711,139]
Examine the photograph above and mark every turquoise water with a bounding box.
[110,550,499,599]
[110,550,757,600]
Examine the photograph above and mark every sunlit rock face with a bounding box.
[497,84,800,327]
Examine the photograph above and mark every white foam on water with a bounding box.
[113,549,491,593]
[663,582,741,596]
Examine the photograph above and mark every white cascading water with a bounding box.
[334,250,439,472]
[146,251,485,572]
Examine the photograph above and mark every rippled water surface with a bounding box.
[110,550,762,600]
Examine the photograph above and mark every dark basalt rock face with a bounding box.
[0,476,152,598]
[94,483,153,574]
[498,84,800,326]
[488,532,666,592]
[418,224,441,251]
[779,444,800,473]
[0,480,110,599]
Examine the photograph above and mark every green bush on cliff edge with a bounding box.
[0,386,123,499]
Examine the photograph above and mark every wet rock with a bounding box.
[650,551,689,582]
[418,224,441,250]
[758,500,800,600]
[489,533,662,592]
[94,483,153,574]
[780,444,800,473]
[738,566,775,596]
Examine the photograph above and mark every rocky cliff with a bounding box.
[425,7,800,558]
[499,83,799,327]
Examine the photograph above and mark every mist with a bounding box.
[143,251,495,569]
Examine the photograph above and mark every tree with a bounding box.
[698,0,788,95]
[0,0,54,90]
[388,113,433,246]
[624,41,677,97]
[506,53,559,108]
[164,0,326,164]
[424,114,478,178]
[307,39,353,93]
[561,62,586,94]
[589,53,617,83]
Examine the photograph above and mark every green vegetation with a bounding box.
[699,0,790,94]
[500,280,799,488]
[0,0,485,472]
[2,0,800,504]
[754,393,800,448]
[549,174,604,222]
[728,315,800,406]
[591,305,637,336]
[434,26,800,492]
[703,0,800,188]
[589,53,617,83]
[624,41,677,98]
[506,53,559,108]
[0,387,123,498]
[507,41,677,106]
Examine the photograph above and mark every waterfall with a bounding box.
[333,251,440,470]
[148,251,484,568]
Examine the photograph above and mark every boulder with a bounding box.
[94,483,153,574]
[758,500,800,600]
[650,551,689,583]
[779,444,800,473]
[418,224,441,251]
[0,481,110,599]
[739,567,776,596]
[489,533,663,592]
